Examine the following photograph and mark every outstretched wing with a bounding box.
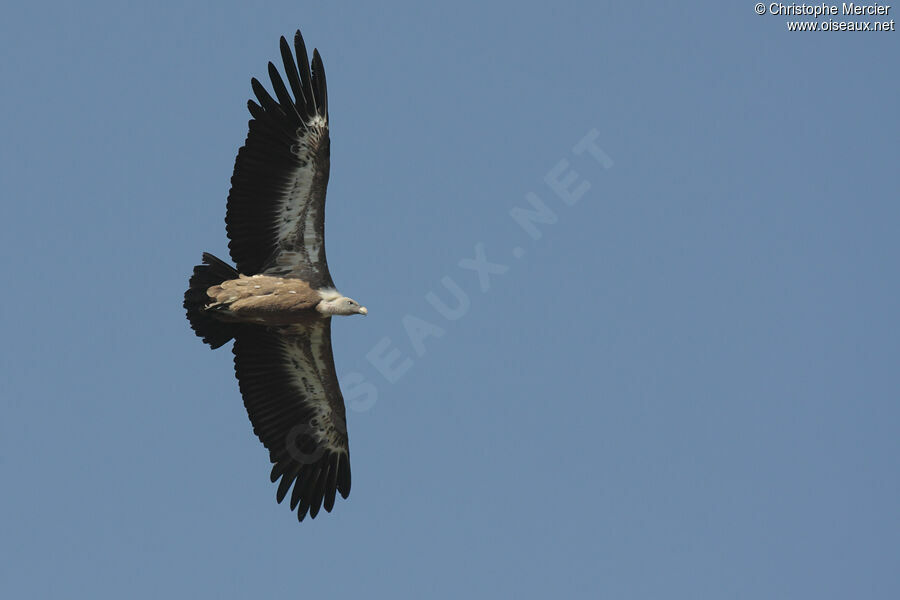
[232,320,351,521]
[225,30,333,287]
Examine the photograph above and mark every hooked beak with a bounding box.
[358,306,368,315]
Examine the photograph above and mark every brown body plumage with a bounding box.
[207,275,322,324]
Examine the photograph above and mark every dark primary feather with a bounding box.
[232,321,351,522]
[279,38,307,115]
[311,50,328,120]
[225,30,332,286]
[292,32,316,118]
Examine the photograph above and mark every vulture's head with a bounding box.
[318,294,368,316]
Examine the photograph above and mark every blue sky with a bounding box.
[2,2,898,598]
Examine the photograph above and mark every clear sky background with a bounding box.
[2,2,898,598]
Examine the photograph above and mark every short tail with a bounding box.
[184,252,240,349]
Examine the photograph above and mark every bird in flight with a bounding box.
[184,29,366,522]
